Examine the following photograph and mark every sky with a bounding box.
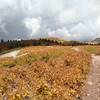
[0,0,100,41]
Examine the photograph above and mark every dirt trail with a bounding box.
[0,50,20,58]
[72,47,100,100]
[81,55,100,100]
[72,47,80,52]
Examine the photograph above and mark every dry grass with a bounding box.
[80,45,100,55]
[0,46,91,100]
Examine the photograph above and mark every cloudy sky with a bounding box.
[0,0,100,41]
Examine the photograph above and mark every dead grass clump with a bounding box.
[0,57,15,68]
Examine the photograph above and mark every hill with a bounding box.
[0,37,81,53]
[86,38,100,45]
[92,38,100,43]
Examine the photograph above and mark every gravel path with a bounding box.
[81,55,100,100]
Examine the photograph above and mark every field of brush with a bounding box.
[0,46,99,99]
[79,45,100,55]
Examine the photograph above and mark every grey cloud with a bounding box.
[0,0,100,41]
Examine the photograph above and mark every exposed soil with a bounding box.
[0,50,20,58]
[72,47,80,52]
[81,55,100,100]
[0,50,28,59]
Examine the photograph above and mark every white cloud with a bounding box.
[48,22,97,41]
[0,19,7,34]
[58,9,79,25]
[70,23,95,40]
[48,27,71,40]
[23,17,41,37]
[96,16,100,29]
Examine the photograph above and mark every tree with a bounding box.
[1,39,4,43]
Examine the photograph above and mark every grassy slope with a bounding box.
[0,46,91,100]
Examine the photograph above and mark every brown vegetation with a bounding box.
[80,46,100,55]
[0,46,91,100]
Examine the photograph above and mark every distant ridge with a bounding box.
[87,37,100,45]
[92,38,100,43]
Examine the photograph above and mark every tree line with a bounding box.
[0,38,96,52]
